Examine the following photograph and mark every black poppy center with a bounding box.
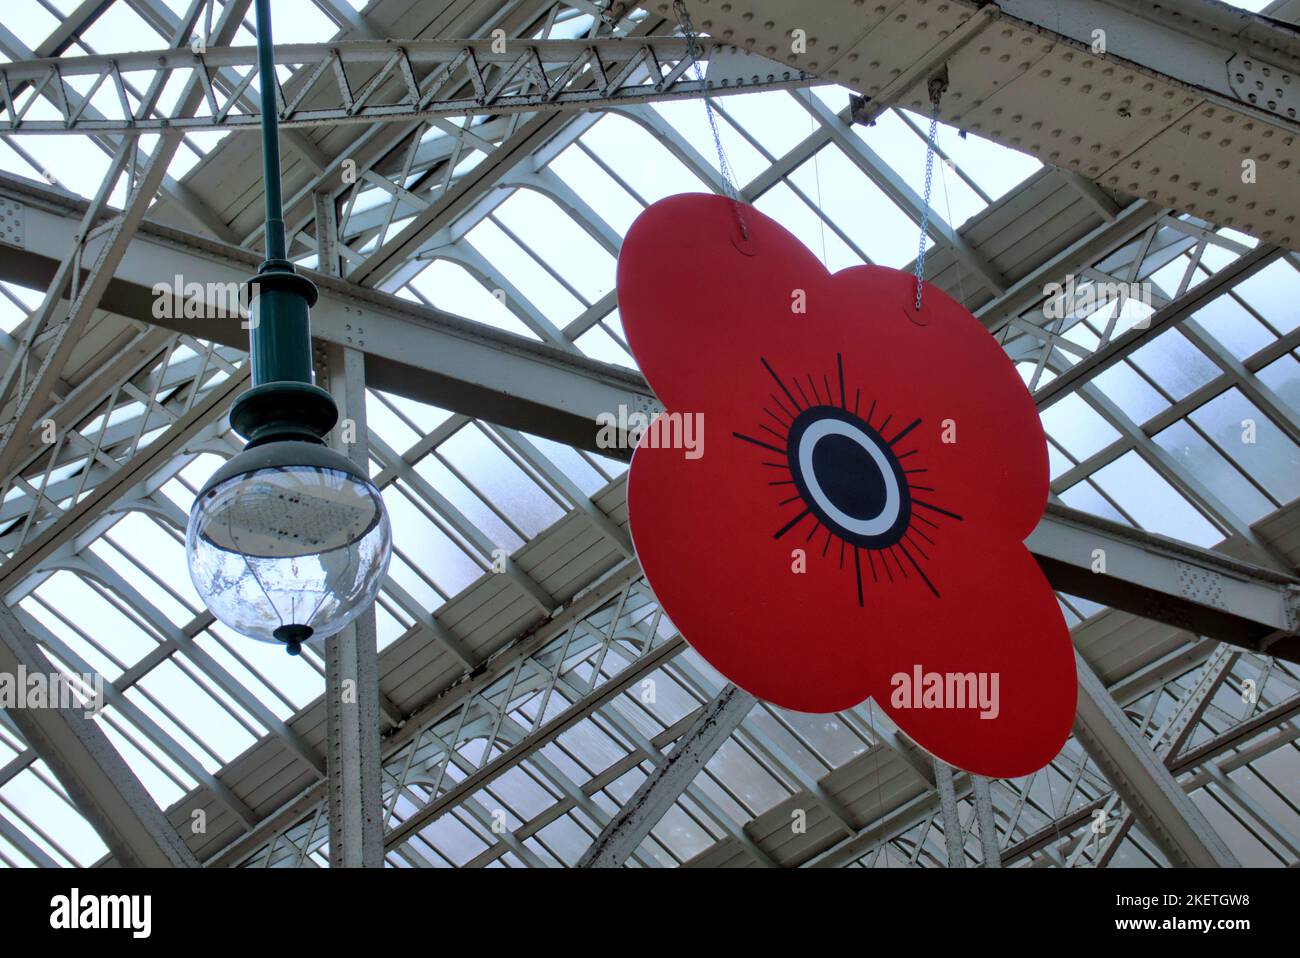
[786,406,912,549]
[812,433,888,521]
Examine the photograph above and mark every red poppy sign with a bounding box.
[616,193,1075,779]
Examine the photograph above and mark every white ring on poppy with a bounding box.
[797,418,901,537]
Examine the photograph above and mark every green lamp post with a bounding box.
[185,0,391,655]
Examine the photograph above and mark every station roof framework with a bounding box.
[0,0,1295,868]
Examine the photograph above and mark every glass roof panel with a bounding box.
[580,113,710,201]
[1091,450,1223,545]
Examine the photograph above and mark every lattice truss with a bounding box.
[0,0,1296,868]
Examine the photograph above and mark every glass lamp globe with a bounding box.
[186,440,392,654]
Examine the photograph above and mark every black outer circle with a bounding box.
[785,405,912,549]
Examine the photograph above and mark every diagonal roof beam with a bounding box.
[345,10,679,288]
[0,0,254,487]
[1073,648,1241,866]
[576,683,756,867]
[0,600,199,866]
[0,365,247,597]
[0,170,657,453]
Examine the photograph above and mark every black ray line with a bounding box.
[866,399,877,426]
[762,358,802,412]
[908,484,936,493]
[807,374,821,406]
[905,532,930,560]
[889,546,908,579]
[823,375,832,408]
[890,418,922,446]
[770,392,794,420]
[879,414,893,434]
[839,538,846,570]
[867,548,878,583]
[794,377,811,408]
[910,523,936,547]
[821,527,834,558]
[778,494,803,506]
[880,549,894,582]
[760,423,787,443]
[774,509,811,540]
[854,388,861,416]
[761,461,791,470]
[914,512,939,530]
[764,406,791,429]
[768,479,794,486]
[914,499,964,521]
[853,547,864,607]
[903,467,929,475]
[805,520,821,543]
[837,353,846,409]
[896,449,919,460]
[734,432,786,456]
[898,540,939,598]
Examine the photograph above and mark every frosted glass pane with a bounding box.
[1090,451,1221,546]
[1059,479,1128,524]
[1191,295,1273,361]
[1257,354,1300,418]
[1091,361,1169,424]
[1129,328,1219,401]
[1189,389,1300,506]
[1040,392,1121,461]
[1234,259,1300,333]
[1154,420,1273,522]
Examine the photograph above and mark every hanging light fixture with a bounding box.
[185,0,391,655]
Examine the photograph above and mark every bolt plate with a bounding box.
[1228,53,1298,123]
[1176,561,1228,611]
[0,197,24,246]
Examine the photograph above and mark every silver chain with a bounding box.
[673,0,748,236]
[914,76,946,311]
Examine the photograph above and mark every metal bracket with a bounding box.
[849,93,875,126]
[927,64,950,108]
[628,391,664,419]
[1176,560,1229,611]
[705,45,805,88]
[1227,53,1299,121]
[0,197,24,246]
